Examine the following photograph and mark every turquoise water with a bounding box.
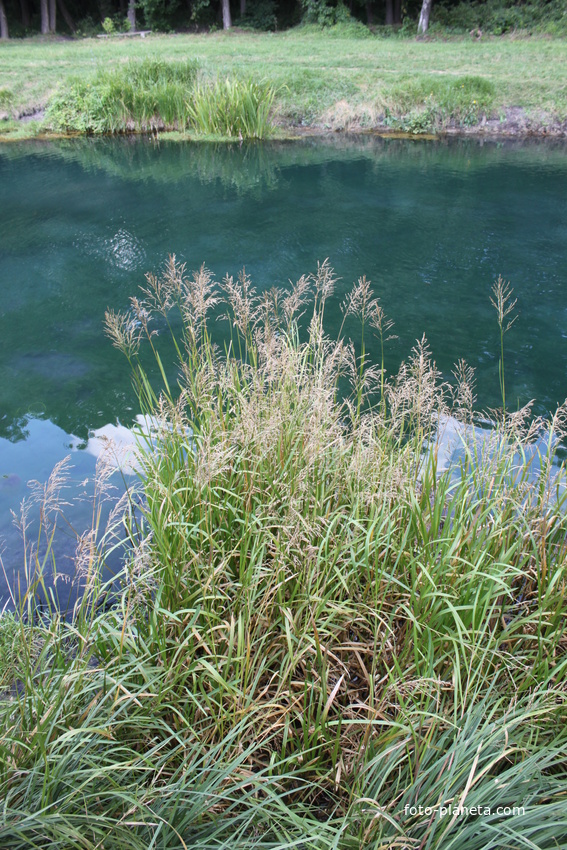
[1,136,567,603]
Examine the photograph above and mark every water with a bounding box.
[1,135,567,604]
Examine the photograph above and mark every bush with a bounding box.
[433,0,567,36]
[300,0,358,27]
[236,0,278,31]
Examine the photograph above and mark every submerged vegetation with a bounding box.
[1,258,567,847]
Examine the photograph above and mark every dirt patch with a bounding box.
[281,105,567,139]
[445,106,567,138]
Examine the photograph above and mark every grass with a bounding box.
[45,56,200,134]
[0,30,566,138]
[187,77,277,139]
[43,55,277,138]
[1,257,567,847]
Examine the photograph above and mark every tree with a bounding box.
[40,0,49,32]
[20,0,31,29]
[221,0,232,28]
[127,0,136,30]
[0,0,8,38]
[57,0,77,33]
[417,0,432,33]
[385,0,401,25]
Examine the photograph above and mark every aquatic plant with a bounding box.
[1,259,567,847]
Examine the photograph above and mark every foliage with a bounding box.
[298,17,374,36]
[75,14,104,37]
[433,0,567,36]
[45,58,276,139]
[0,87,14,120]
[384,74,496,133]
[300,0,353,27]
[136,0,181,31]
[187,76,277,138]
[45,57,200,134]
[2,257,567,845]
[0,87,14,108]
[102,15,132,34]
[237,0,279,32]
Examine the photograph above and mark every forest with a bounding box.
[0,0,566,41]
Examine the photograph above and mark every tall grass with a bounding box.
[187,77,277,139]
[1,258,567,847]
[45,59,276,139]
[46,57,200,134]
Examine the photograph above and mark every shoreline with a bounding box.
[2,107,567,144]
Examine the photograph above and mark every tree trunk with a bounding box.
[221,0,231,29]
[127,0,136,30]
[385,0,393,25]
[48,0,56,31]
[20,0,31,29]
[394,0,401,24]
[240,0,245,17]
[40,0,49,33]
[365,1,373,26]
[0,0,9,38]
[57,0,76,32]
[417,0,432,34]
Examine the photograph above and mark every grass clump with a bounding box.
[2,258,567,846]
[384,74,496,133]
[0,88,14,113]
[187,76,277,139]
[45,58,276,139]
[46,56,200,134]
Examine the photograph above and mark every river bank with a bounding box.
[1,30,566,141]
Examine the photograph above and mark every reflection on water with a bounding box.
[1,135,567,603]
[434,413,565,487]
[0,417,137,611]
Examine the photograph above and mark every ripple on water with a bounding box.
[74,228,147,272]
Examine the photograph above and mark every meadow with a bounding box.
[1,30,566,138]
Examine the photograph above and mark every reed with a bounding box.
[1,258,566,848]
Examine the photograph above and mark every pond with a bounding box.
[1,135,567,606]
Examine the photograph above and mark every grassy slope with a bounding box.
[0,31,566,133]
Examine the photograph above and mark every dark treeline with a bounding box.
[0,0,564,41]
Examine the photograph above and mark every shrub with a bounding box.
[236,0,278,31]
[433,0,567,36]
